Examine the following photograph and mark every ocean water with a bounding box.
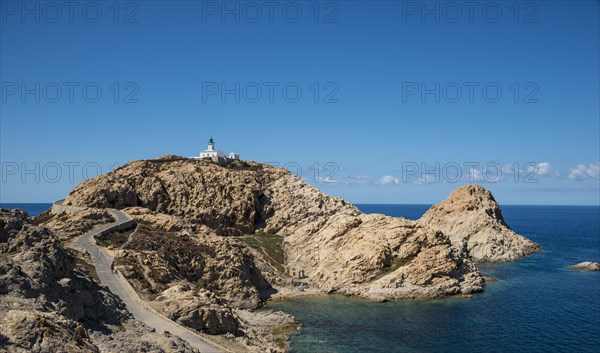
[0,203,52,217]
[265,205,600,353]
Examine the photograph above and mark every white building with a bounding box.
[196,137,239,164]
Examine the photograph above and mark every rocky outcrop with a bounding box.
[0,209,123,323]
[117,223,270,310]
[36,208,115,240]
[283,213,484,300]
[569,261,600,271]
[1,310,99,353]
[123,206,196,232]
[38,203,293,352]
[419,185,540,262]
[235,309,298,353]
[152,284,239,335]
[0,209,204,353]
[64,159,276,236]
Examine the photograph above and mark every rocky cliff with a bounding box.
[419,185,540,262]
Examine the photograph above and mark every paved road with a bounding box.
[70,207,226,353]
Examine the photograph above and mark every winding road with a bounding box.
[55,202,231,353]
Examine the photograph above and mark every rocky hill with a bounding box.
[63,157,538,302]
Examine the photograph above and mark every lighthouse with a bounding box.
[197,137,239,164]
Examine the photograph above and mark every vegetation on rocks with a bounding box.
[239,232,285,274]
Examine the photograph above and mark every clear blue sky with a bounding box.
[1,0,599,205]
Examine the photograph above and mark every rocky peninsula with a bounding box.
[2,156,540,352]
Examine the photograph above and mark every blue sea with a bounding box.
[0,203,52,217]
[4,203,599,352]
[265,205,600,353]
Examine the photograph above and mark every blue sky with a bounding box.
[1,0,599,205]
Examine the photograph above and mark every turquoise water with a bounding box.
[266,205,600,353]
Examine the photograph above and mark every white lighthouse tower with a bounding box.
[198,137,239,164]
[199,136,219,159]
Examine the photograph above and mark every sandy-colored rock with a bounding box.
[152,284,239,335]
[124,206,197,232]
[87,209,295,352]
[419,185,541,262]
[284,213,484,299]
[0,309,98,353]
[569,261,600,271]
[65,159,275,236]
[235,309,298,353]
[36,208,115,240]
[117,224,270,309]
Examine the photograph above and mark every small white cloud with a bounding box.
[415,174,439,184]
[527,162,559,177]
[377,175,401,185]
[463,168,484,182]
[538,162,552,176]
[322,176,338,183]
[569,163,600,181]
[305,175,339,184]
[345,175,372,184]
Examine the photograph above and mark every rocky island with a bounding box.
[569,261,600,271]
[1,156,540,352]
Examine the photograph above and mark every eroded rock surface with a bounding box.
[36,208,115,240]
